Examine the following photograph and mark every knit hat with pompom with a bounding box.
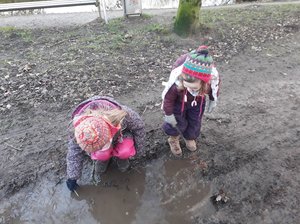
[182,48,213,83]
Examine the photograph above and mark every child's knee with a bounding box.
[91,148,113,161]
[113,138,136,159]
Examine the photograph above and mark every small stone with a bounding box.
[42,89,48,94]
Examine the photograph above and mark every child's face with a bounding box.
[183,79,201,91]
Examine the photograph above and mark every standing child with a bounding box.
[162,46,220,156]
[66,96,145,193]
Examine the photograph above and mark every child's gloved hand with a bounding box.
[207,100,217,113]
[66,179,79,192]
[164,114,177,127]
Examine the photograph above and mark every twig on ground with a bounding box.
[73,190,79,197]
[145,127,162,133]
[142,106,148,114]
[48,39,68,48]
[4,142,23,151]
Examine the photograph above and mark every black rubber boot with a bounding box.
[116,158,130,172]
[93,160,110,184]
[95,160,110,174]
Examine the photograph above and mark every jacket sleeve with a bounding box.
[66,137,85,180]
[123,107,146,157]
[163,84,179,116]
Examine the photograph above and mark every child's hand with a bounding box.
[66,179,79,192]
[207,100,217,113]
[164,114,177,127]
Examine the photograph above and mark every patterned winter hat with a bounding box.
[182,49,213,83]
[197,45,209,52]
[73,115,119,153]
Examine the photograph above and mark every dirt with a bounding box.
[0,2,300,224]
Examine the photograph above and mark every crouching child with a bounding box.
[66,96,146,192]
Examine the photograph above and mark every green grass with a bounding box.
[79,35,106,45]
[0,26,32,42]
[141,13,152,19]
[144,23,170,35]
[0,26,16,32]
[199,4,300,30]
[107,17,125,33]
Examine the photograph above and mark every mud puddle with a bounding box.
[0,157,214,224]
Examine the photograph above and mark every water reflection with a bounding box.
[73,167,146,224]
[0,167,145,224]
[162,159,213,223]
[6,181,99,223]
[0,157,214,223]
[134,158,214,223]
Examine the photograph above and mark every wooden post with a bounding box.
[95,0,101,18]
[122,0,126,17]
[101,0,108,24]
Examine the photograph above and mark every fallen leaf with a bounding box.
[216,195,222,201]
[22,64,32,73]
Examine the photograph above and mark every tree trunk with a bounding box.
[174,0,202,36]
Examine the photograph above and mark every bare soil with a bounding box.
[0,3,299,223]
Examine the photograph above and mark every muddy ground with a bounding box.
[0,3,300,224]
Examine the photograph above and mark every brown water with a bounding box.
[0,157,214,224]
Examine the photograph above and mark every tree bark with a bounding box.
[174,0,202,36]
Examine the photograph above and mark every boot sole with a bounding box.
[186,147,197,152]
[171,150,182,157]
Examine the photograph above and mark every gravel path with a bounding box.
[0,8,177,28]
[1,1,299,29]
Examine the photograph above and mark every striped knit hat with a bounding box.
[73,115,120,153]
[182,48,213,83]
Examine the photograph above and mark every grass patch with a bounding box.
[141,13,152,19]
[200,4,300,30]
[107,17,125,33]
[145,23,169,34]
[17,30,32,42]
[0,26,32,42]
[79,35,106,45]
[0,26,16,32]
[109,34,125,50]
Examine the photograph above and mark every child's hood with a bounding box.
[71,96,121,118]
[161,65,183,100]
[161,65,219,102]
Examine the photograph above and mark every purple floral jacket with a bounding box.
[66,96,145,180]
